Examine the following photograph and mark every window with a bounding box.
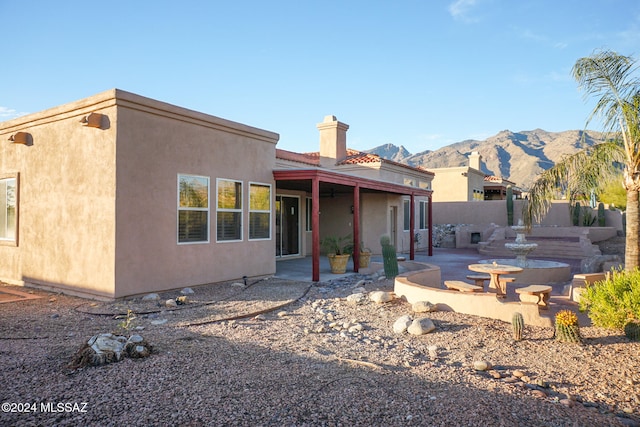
[0,176,17,242]
[419,200,428,230]
[217,179,242,241]
[403,199,410,231]
[178,175,209,243]
[305,198,313,232]
[249,183,271,240]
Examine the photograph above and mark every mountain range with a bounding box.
[365,129,608,189]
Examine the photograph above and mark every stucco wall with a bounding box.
[0,95,118,297]
[113,91,278,298]
[433,199,624,231]
[0,89,280,299]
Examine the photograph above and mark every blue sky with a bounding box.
[1,0,639,154]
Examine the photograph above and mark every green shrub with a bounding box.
[579,268,640,328]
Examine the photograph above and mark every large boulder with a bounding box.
[581,255,622,273]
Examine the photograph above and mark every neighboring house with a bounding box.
[0,91,433,298]
[483,175,522,200]
[429,152,486,202]
[429,151,522,201]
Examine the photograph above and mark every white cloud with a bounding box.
[0,106,29,120]
[448,0,480,22]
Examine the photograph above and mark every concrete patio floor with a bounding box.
[275,247,582,290]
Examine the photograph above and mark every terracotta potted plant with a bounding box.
[321,235,352,274]
[346,241,372,269]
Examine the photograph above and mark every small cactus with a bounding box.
[597,202,605,227]
[512,312,524,341]
[506,185,514,226]
[555,309,582,343]
[380,235,398,278]
[623,320,640,341]
[572,202,581,226]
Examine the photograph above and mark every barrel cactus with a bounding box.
[380,235,399,279]
[512,312,524,341]
[624,320,640,341]
[555,310,582,343]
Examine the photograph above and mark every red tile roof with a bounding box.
[484,175,516,185]
[275,149,320,166]
[276,147,433,175]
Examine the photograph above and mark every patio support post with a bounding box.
[428,194,433,256]
[353,184,360,271]
[312,176,320,282]
[410,193,415,260]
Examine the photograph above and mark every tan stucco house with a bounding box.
[430,151,522,202]
[0,90,433,298]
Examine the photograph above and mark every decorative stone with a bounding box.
[277,311,288,317]
[348,323,363,333]
[180,287,195,295]
[473,360,492,371]
[353,280,366,288]
[346,293,367,305]
[142,293,160,301]
[412,301,437,313]
[231,282,246,288]
[407,318,436,335]
[254,314,266,321]
[513,370,525,378]
[165,299,178,308]
[393,315,413,334]
[427,345,438,359]
[531,389,548,398]
[369,291,393,304]
[151,319,168,325]
[352,287,367,294]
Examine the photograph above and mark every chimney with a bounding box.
[317,115,349,168]
[469,151,482,170]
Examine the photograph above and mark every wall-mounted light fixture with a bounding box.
[80,112,103,128]
[8,131,30,145]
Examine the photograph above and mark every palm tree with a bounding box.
[526,49,640,269]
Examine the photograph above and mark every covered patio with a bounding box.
[274,168,433,282]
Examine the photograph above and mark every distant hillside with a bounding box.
[366,129,608,189]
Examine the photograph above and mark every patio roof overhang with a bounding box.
[274,169,433,281]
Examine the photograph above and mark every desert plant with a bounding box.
[598,202,606,226]
[380,235,399,279]
[624,320,640,341]
[116,309,137,333]
[506,185,514,226]
[582,207,597,226]
[320,234,352,255]
[572,202,581,226]
[512,312,524,341]
[579,268,640,329]
[555,309,582,343]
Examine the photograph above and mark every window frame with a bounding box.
[248,181,271,241]
[177,174,210,245]
[0,173,18,246]
[403,198,410,232]
[419,200,428,230]
[216,178,243,242]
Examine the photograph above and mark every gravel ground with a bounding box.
[1,274,639,427]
